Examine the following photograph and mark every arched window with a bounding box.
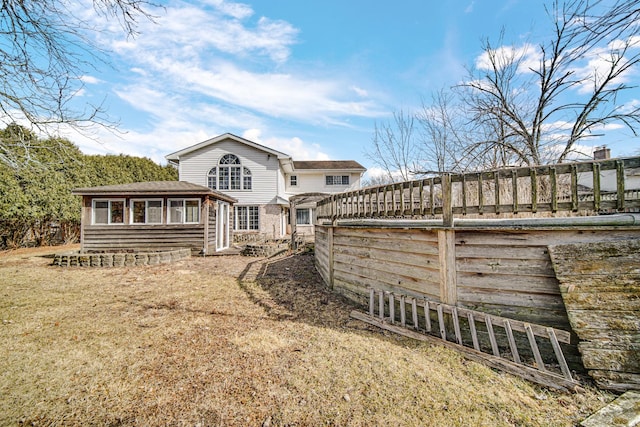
[207,154,252,191]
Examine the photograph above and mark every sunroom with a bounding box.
[73,181,236,254]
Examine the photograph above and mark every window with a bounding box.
[243,167,252,190]
[290,175,298,186]
[234,206,259,230]
[326,175,350,186]
[208,154,252,191]
[296,208,312,225]
[92,200,124,225]
[168,199,200,224]
[131,200,163,224]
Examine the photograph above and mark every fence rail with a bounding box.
[316,157,640,225]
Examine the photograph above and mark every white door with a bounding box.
[216,202,230,251]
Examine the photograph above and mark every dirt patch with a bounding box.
[0,245,614,426]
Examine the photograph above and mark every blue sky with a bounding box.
[60,0,639,176]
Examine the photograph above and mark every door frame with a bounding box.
[216,201,230,251]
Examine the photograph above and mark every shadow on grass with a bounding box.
[237,250,375,332]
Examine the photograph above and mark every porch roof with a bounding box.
[72,181,237,203]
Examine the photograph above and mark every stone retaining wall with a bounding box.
[52,248,191,267]
[242,242,289,257]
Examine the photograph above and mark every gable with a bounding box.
[165,133,291,163]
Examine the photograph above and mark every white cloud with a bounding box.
[351,86,369,97]
[204,0,254,19]
[80,75,101,84]
[111,1,298,64]
[475,43,540,74]
[241,128,330,160]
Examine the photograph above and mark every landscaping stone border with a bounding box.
[52,248,191,267]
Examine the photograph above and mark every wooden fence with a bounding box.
[314,157,640,377]
[316,157,640,224]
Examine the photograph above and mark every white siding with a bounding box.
[285,171,362,195]
[178,138,280,205]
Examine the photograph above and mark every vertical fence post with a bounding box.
[438,173,457,305]
[442,173,453,227]
[327,225,334,289]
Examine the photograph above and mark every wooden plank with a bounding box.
[550,167,558,212]
[456,229,640,247]
[550,238,640,391]
[468,312,481,351]
[512,169,519,213]
[437,304,446,340]
[530,168,538,212]
[424,299,432,332]
[389,292,395,324]
[525,323,546,372]
[332,259,440,295]
[400,294,406,327]
[456,256,556,277]
[349,311,581,392]
[486,316,501,357]
[593,163,601,211]
[369,288,375,317]
[332,271,440,302]
[504,320,521,364]
[587,371,640,392]
[549,239,640,276]
[456,244,550,261]
[412,298,419,330]
[578,343,640,372]
[457,272,562,300]
[438,229,457,304]
[617,160,625,211]
[333,250,440,280]
[548,328,573,381]
[334,246,440,271]
[474,173,482,214]
[452,306,463,346]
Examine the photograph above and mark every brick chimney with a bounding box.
[593,146,611,160]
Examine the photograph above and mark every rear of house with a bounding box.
[165,133,365,240]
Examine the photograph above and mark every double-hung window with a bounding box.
[325,175,350,186]
[131,199,163,224]
[93,199,125,225]
[234,206,259,230]
[168,199,200,224]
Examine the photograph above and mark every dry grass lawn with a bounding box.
[0,245,614,426]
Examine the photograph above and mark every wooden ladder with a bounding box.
[350,288,581,391]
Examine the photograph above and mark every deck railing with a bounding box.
[316,157,640,226]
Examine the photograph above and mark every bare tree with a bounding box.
[0,0,157,168]
[364,110,421,182]
[460,0,640,166]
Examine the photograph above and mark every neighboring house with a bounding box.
[578,146,640,192]
[73,181,236,254]
[165,133,366,238]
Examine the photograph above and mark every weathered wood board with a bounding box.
[549,239,640,392]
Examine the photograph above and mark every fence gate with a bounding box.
[351,288,581,392]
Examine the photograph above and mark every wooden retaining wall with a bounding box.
[82,224,207,253]
[315,220,640,352]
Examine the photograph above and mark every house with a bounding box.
[578,146,640,197]
[165,133,366,239]
[73,181,236,254]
